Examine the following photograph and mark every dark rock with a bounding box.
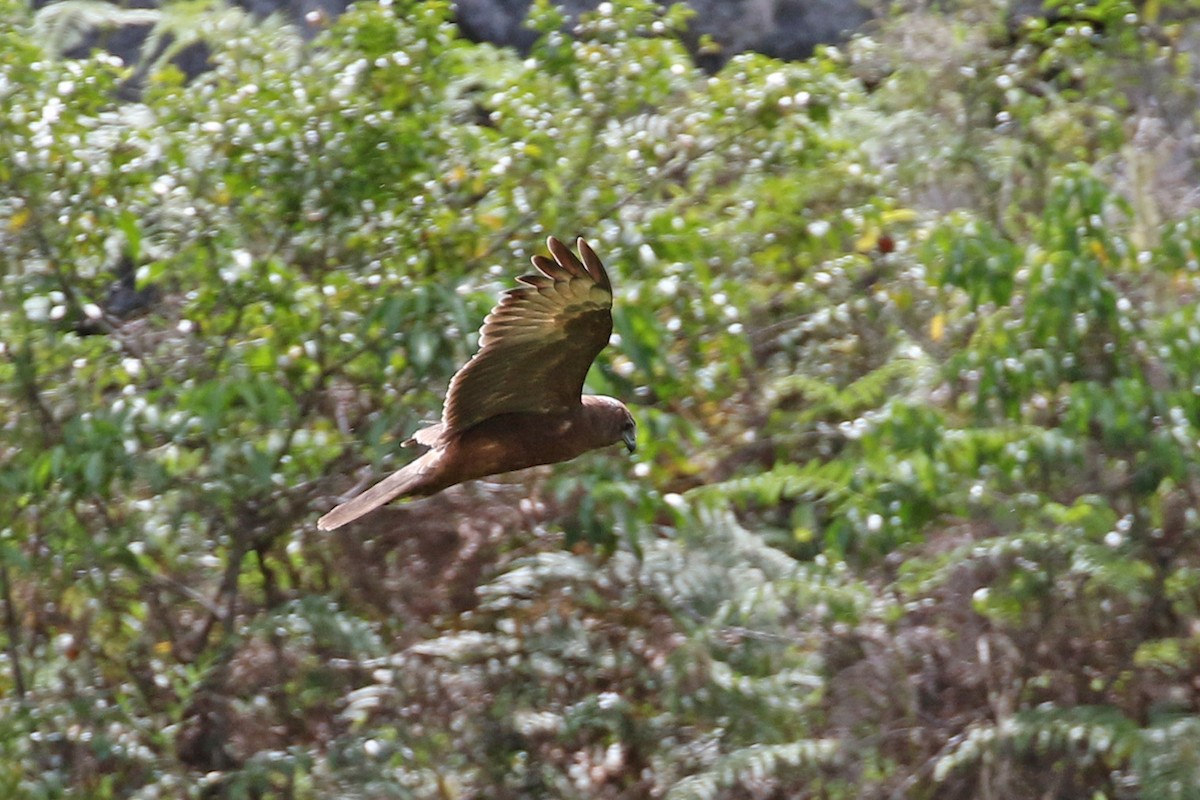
[37,0,874,83]
[454,0,874,70]
[74,255,160,336]
[35,1,214,95]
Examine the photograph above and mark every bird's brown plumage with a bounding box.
[317,237,635,531]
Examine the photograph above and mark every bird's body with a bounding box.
[318,238,634,531]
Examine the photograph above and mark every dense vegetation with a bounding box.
[3,0,1200,796]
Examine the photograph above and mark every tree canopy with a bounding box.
[3,0,1200,797]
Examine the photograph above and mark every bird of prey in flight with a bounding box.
[318,237,636,531]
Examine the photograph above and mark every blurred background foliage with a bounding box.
[3,0,1200,796]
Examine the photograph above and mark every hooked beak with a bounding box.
[622,428,637,454]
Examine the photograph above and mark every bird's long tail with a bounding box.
[317,450,440,531]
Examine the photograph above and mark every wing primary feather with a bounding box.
[531,255,572,281]
[517,274,555,289]
[577,238,611,291]
[546,236,588,278]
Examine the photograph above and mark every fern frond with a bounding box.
[932,706,1141,784]
[691,459,857,507]
[770,354,926,425]
[666,740,842,800]
[475,550,602,610]
[706,661,822,712]
[1137,716,1200,800]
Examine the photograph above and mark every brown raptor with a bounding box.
[317,237,635,531]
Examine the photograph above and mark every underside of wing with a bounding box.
[441,237,614,434]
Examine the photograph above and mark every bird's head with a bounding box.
[582,395,637,454]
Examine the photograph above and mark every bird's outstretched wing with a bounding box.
[439,236,614,434]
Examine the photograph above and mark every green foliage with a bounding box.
[4,0,1200,796]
